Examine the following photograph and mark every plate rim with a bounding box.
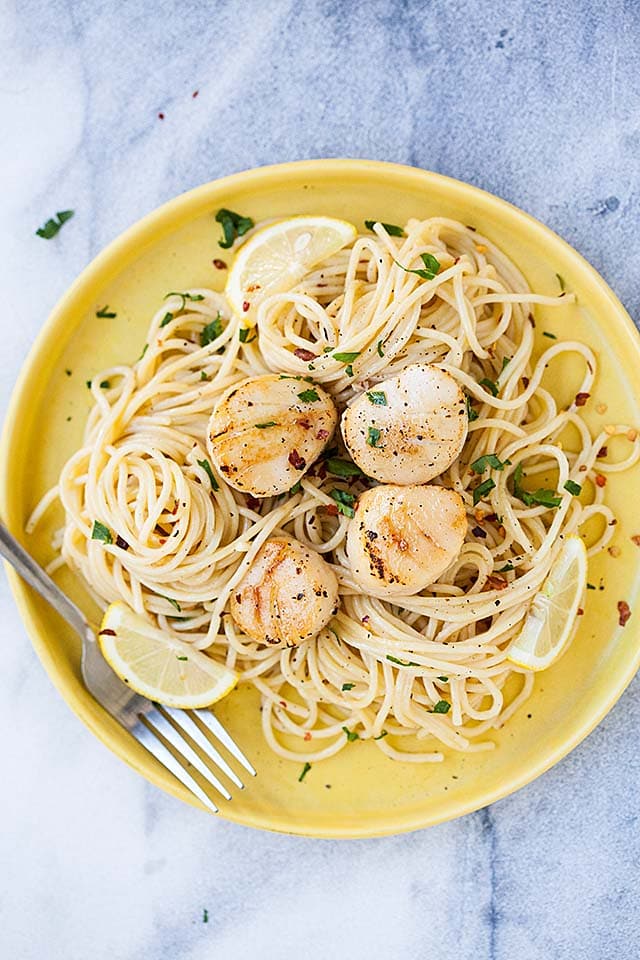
[3,157,640,837]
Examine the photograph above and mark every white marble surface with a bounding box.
[2,1,640,957]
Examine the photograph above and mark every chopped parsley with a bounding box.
[325,457,363,478]
[497,562,514,572]
[373,730,388,740]
[201,312,224,347]
[91,521,112,544]
[342,682,355,691]
[366,390,387,405]
[377,339,385,357]
[164,291,205,310]
[215,208,254,248]
[160,311,174,327]
[542,331,557,339]
[479,377,499,397]
[333,351,361,364]
[200,370,210,381]
[564,479,582,496]
[158,595,181,612]
[387,654,420,667]
[203,909,209,923]
[138,343,149,361]
[437,676,449,682]
[289,480,302,495]
[176,655,188,661]
[395,252,440,280]
[473,478,496,505]
[342,726,360,741]
[364,219,404,236]
[432,700,451,714]
[367,426,382,447]
[345,364,354,377]
[329,488,356,518]
[197,458,219,491]
[298,761,312,782]
[99,380,110,389]
[470,453,508,474]
[297,388,320,403]
[501,356,511,372]
[239,327,257,343]
[35,209,74,239]
[466,395,479,421]
[556,272,566,292]
[255,421,277,429]
[96,305,117,318]
[512,464,562,508]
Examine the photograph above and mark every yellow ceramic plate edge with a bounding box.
[2,159,640,837]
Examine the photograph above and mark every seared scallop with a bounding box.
[207,374,337,497]
[230,537,340,646]
[346,484,467,597]
[341,363,468,484]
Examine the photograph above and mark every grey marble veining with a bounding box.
[1,1,639,957]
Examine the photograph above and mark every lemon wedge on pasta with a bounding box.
[226,215,357,318]
[98,602,237,708]
[507,535,587,671]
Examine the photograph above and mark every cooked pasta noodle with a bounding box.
[30,216,640,763]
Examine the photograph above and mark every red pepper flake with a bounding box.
[324,503,339,516]
[296,418,312,430]
[235,594,242,604]
[212,258,227,270]
[279,700,287,708]
[288,449,306,470]
[242,301,250,312]
[294,347,317,361]
[597,446,608,458]
[577,607,584,616]
[99,628,116,636]
[158,112,165,120]
[115,534,130,551]
[316,429,329,440]
[245,495,261,510]
[192,90,199,98]
[595,473,607,487]
[631,535,640,547]
[486,574,508,590]
[471,525,487,539]
[303,731,312,742]
[575,392,590,407]
[522,376,530,388]
[617,600,631,627]
[362,614,370,623]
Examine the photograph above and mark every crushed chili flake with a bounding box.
[158,112,165,120]
[631,535,640,547]
[294,347,317,361]
[296,417,312,430]
[361,615,370,623]
[245,495,261,510]
[99,628,116,636]
[471,525,487,539]
[242,301,250,312]
[595,402,608,414]
[212,258,227,269]
[617,600,631,627]
[522,376,530,388]
[115,534,130,551]
[486,574,508,590]
[324,503,339,516]
[597,446,608,458]
[576,607,584,616]
[192,90,199,98]
[316,428,329,440]
[578,464,587,472]
[288,449,306,470]
[303,731,312,742]
[595,474,607,487]
[608,545,621,557]
[279,700,287,708]
[575,392,590,407]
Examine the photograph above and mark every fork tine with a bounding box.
[146,708,232,801]
[130,721,218,814]
[194,710,257,776]
[163,707,245,789]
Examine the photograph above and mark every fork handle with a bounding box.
[0,523,89,637]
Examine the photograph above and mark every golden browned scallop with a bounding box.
[346,484,467,597]
[341,363,468,484]
[207,374,337,497]
[230,537,340,646]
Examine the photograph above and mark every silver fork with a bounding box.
[0,523,255,812]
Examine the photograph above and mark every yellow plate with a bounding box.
[2,160,639,837]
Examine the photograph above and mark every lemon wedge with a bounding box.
[225,215,357,318]
[98,601,238,708]
[507,535,587,671]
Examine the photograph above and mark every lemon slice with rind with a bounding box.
[507,535,587,671]
[225,215,357,318]
[99,601,237,708]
